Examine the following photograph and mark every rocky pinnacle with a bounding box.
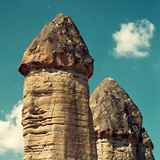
[18,13,93,79]
[19,13,97,160]
[90,78,154,160]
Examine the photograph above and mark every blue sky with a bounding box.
[0,0,159,159]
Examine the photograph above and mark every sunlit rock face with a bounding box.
[90,78,154,160]
[19,13,97,160]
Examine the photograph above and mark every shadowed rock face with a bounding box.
[19,14,97,160]
[90,78,142,142]
[138,128,154,160]
[18,13,93,79]
[90,78,154,160]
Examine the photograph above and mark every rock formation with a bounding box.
[19,13,154,160]
[19,13,97,160]
[90,78,154,160]
[138,128,154,160]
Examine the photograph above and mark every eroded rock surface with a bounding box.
[90,78,154,160]
[138,128,154,160]
[19,14,97,160]
[18,13,93,79]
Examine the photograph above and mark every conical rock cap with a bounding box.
[90,78,142,143]
[19,13,93,78]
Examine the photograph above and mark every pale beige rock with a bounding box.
[90,77,154,160]
[96,138,137,160]
[19,14,97,160]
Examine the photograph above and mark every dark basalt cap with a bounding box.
[18,13,93,78]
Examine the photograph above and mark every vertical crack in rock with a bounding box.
[90,78,154,160]
[19,13,97,160]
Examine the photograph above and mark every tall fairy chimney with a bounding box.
[19,13,97,160]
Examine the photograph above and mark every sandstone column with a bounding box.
[90,78,154,160]
[19,13,97,160]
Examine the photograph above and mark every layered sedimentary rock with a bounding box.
[90,78,154,160]
[19,13,97,160]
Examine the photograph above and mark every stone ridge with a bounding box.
[18,13,93,79]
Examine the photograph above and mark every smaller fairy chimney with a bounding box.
[90,78,154,160]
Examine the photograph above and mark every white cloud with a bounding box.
[113,19,155,58]
[0,101,24,155]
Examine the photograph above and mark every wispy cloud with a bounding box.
[153,57,160,71]
[113,19,155,58]
[0,101,24,155]
[1,110,4,114]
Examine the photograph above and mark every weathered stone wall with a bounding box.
[96,138,137,160]
[22,68,96,159]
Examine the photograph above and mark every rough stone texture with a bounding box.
[96,138,137,160]
[19,14,97,160]
[18,13,93,79]
[90,77,154,160]
[138,128,154,160]
[90,78,142,143]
